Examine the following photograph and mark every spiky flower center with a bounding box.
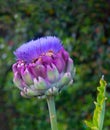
[14,36,62,63]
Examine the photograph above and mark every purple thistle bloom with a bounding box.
[14,36,62,63]
[12,36,74,98]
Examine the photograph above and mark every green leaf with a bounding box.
[85,76,107,130]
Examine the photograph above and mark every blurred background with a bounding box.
[0,0,110,130]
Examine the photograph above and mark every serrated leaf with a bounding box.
[85,76,107,130]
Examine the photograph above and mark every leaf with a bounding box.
[85,76,107,130]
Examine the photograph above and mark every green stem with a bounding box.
[47,96,58,130]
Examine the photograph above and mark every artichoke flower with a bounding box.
[12,36,74,98]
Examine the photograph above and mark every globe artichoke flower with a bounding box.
[12,36,74,98]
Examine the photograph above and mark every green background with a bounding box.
[0,0,110,130]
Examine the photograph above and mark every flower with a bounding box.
[12,36,74,98]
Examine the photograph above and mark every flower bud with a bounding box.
[12,36,75,98]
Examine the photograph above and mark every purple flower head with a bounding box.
[14,36,62,63]
[12,36,74,98]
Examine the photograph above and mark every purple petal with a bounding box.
[61,48,69,62]
[41,55,53,65]
[53,54,65,73]
[34,64,47,78]
[12,63,18,72]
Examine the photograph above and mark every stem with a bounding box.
[47,96,58,130]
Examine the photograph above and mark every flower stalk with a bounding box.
[47,96,58,130]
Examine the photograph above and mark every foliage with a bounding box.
[85,76,107,130]
[0,0,110,130]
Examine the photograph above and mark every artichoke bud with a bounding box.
[22,68,33,85]
[47,64,59,83]
[57,72,72,89]
[34,77,47,90]
[12,36,75,98]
